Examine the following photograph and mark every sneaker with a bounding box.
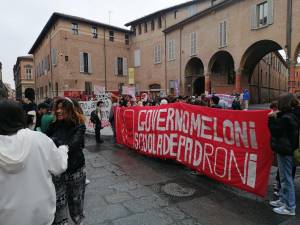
[190,171,198,175]
[273,206,296,216]
[85,178,91,185]
[269,199,285,207]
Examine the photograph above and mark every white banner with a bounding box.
[79,93,112,134]
[209,94,235,108]
[94,85,106,95]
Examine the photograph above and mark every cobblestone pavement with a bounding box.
[83,135,300,225]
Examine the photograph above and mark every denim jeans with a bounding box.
[277,154,296,211]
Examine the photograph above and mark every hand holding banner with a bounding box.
[115,103,273,197]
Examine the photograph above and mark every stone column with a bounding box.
[288,61,296,93]
[235,69,242,93]
[205,74,211,94]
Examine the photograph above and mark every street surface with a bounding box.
[83,135,300,225]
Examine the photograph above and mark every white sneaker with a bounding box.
[269,199,285,207]
[85,178,91,185]
[273,206,296,216]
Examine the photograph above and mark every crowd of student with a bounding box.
[0,89,298,225]
[114,91,299,216]
[117,92,244,110]
[0,97,86,225]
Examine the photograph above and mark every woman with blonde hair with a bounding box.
[46,98,86,225]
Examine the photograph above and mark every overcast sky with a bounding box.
[0,0,187,88]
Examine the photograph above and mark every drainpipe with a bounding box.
[268,59,271,102]
[47,32,54,98]
[287,0,293,92]
[164,14,168,95]
[257,63,261,103]
[179,27,182,96]
[104,28,107,91]
[49,33,53,98]
[33,56,37,102]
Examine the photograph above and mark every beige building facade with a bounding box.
[29,0,300,101]
[13,56,34,100]
[0,62,8,99]
[127,0,299,98]
[29,13,131,101]
[250,52,288,103]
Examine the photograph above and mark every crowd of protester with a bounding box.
[0,87,299,225]
[0,96,86,225]
[117,92,243,110]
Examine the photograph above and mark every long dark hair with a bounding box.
[53,98,84,125]
[0,100,26,135]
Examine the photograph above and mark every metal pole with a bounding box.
[287,0,293,92]
[104,28,107,91]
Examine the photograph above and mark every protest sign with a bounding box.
[79,93,112,133]
[94,85,106,96]
[122,86,136,97]
[209,94,235,108]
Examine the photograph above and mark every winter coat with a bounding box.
[0,129,68,225]
[90,109,102,128]
[243,90,250,101]
[268,111,300,156]
[47,121,86,173]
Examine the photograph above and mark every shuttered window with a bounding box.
[71,23,78,35]
[251,0,273,29]
[114,57,128,76]
[219,21,227,48]
[154,45,161,64]
[190,32,197,56]
[134,49,141,67]
[168,40,176,61]
[51,48,57,65]
[85,81,92,95]
[80,52,92,74]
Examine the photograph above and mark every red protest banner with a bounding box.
[115,102,273,197]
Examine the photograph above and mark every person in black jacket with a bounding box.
[268,93,299,216]
[210,95,222,109]
[47,98,86,225]
[90,100,104,143]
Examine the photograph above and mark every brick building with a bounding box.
[13,56,35,100]
[3,83,16,100]
[29,0,299,102]
[0,62,8,99]
[250,52,288,103]
[29,13,130,101]
[290,64,300,93]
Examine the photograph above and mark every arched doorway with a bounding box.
[208,51,235,94]
[293,43,300,64]
[240,40,287,103]
[184,57,204,96]
[293,43,300,93]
